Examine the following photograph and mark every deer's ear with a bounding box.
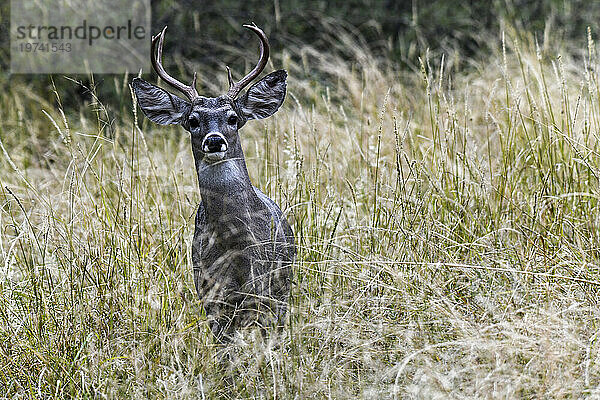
[236,70,287,120]
[132,78,190,125]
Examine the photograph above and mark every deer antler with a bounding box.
[226,23,270,99]
[151,26,200,101]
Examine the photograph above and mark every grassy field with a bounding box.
[1,22,600,398]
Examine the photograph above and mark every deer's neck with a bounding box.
[193,149,264,224]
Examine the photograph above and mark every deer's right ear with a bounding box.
[235,70,287,121]
[132,78,190,125]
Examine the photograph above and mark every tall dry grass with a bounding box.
[1,22,600,398]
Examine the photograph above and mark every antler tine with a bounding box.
[151,26,200,101]
[226,23,270,99]
[226,66,234,88]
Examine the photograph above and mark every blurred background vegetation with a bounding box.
[1,0,599,115]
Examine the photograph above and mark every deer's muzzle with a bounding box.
[202,133,228,161]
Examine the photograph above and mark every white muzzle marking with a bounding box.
[205,151,226,161]
[202,132,228,161]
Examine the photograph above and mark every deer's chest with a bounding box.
[192,201,274,268]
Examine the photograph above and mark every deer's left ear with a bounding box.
[132,78,190,125]
[236,70,287,120]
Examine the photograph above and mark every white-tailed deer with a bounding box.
[132,24,294,340]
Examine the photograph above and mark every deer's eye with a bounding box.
[227,115,238,126]
[188,116,199,129]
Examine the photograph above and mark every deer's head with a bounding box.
[132,24,287,163]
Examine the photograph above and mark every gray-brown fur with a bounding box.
[131,25,294,340]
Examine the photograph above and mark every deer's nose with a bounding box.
[202,133,228,153]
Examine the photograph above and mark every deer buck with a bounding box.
[132,24,294,340]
